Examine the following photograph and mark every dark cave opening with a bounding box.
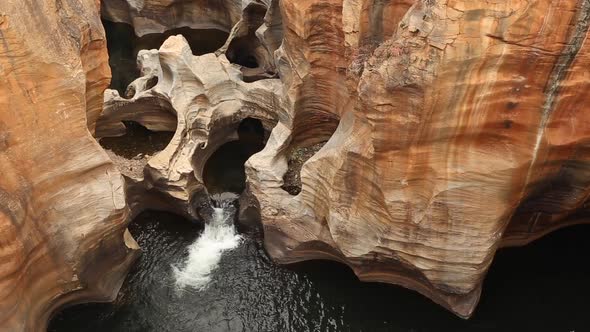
[144,76,159,90]
[203,118,266,194]
[104,20,140,96]
[225,3,267,70]
[102,20,230,95]
[226,36,261,69]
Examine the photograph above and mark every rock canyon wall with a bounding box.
[1,0,590,330]
[253,0,590,318]
[0,1,139,331]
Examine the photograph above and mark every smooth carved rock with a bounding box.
[0,0,139,331]
[76,0,590,317]
[97,0,590,319]
[250,0,590,318]
[3,0,590,330]
[97,35,284,221]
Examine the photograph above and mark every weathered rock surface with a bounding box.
[97,35,283,221]
[250,0,590,318]
[0,0,139,331]
[98,0,590,318]
[3,0,590,329]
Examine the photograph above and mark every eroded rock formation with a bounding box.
[98,0,590,318]
[0,1,138,331]
[2,0,590,329]
[97,34,283,221]
[252,0,590,318]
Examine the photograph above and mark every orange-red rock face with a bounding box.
[251,0,590,318]
[0,1,138,330]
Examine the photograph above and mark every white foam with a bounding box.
[172,196,242,291]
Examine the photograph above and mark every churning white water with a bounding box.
[172,193,242,291]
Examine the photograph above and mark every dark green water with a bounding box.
[49,212,590,332]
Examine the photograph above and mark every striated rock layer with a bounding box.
[0,0,139,331]
[249,0,590,318]
[2,0,590,329]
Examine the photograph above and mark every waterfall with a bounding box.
[172,193,243,291]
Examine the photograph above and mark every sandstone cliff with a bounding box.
[2,0,590,329]
[251,0,590,317]
[0,1,138,331]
